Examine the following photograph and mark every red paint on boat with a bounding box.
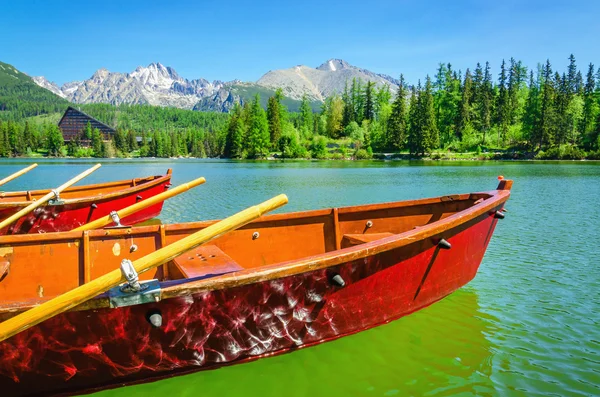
[0,208,502,396]
[0,175,171,235]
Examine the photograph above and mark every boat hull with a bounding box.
[0,177,171,235]
[0,208,502,396]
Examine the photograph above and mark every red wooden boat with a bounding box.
[0,179,512,396]
[0,170,173,234]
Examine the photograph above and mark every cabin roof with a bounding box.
[58,106,116,133]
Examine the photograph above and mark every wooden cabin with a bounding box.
[58,106,115,142]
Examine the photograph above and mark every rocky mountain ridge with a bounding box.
[31,59,398,111]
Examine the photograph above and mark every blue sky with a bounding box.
[1,0,598,85]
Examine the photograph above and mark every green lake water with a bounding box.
[1,159,599,396]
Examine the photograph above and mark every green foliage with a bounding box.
[45,124,64,156]
[246,94,270,158]
[354,148,372,160]
[2,55,599,161]
[310,135,328,159]
[535,144,586,160]
[0,61,69,121]
[267,90,283,147]
[387,75,408,150]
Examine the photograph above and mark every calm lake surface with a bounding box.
[1,158,599,396]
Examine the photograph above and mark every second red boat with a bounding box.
[0,169,173,234]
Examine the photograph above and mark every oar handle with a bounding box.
[72,176,207,232]
[0,164,38,188]
[0,164,101,231]
[0,193,288,342]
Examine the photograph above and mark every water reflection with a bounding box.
[93,289,498,397]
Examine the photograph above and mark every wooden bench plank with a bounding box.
[173,245,243,279]
[342,232,395,247]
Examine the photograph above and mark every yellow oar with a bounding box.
[0,193,288,342]
[72,176,207,231]
[0,164,101,231]
[0,164,38,188]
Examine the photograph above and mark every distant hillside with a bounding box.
[256,59,398,101]
[0,61,69,120]
[193,82,322,112]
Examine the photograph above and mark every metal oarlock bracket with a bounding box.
[108,259,161,308]
[120,259,141,292]
[106,211,130,229]
[48,189,64,205]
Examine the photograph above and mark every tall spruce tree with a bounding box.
[523,70,541,147]
[537,60,557,149]
[298,95,314,138]
[387,75,408,150]
[363,81,376,121]
[567,54,578,95]
[422,76,439,153]
[456,68,474,140]
[407,84,421,155]
[496,59,510,145]
[481,62,493,145]
[267,90,282,148]
[582,63,598,147]
[246,94,270,158]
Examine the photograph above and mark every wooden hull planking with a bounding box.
[0,182,511,396]
[0,173,172,235]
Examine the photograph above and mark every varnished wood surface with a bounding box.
[0,181,512,318]
[0,194,288,342]
[0,170,172,206]
[73,176,205,231]
[0,164,102,230]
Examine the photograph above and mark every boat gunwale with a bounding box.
[0,173,172,208]
[159,188,510,299]
[0,183,511,316]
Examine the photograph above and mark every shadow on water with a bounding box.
[94,289,500,397]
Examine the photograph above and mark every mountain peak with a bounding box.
[316,59,352,72]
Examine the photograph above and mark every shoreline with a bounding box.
[1,154,599,162]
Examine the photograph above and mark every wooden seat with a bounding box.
[172,245,243,279]
[342,232,395,248]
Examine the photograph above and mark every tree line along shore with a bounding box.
[1,55,599,161]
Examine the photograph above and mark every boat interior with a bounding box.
[0,170,171,203]
[0,189,503,308]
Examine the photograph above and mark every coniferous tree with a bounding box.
[567,54,578,95]
[537,60,557,149]
[472,63,484,130]
[496,60,510,145]
[582,63,598,148]
[246,94,270,158]
[91,128,103,156]
[298,95,314,138]
[421,76,439,152]
[342,81,353,127]
[387,75,408,150]
[83,121,92,141]
[554,73,570,145]
[434,63,460,145]
[480,62,493,145]
[325,95,344,138]
[363,81,376,121]
[23,121,34,150]
[407,84,421,155]
[267,91,282,148]
[127,130,137,152]
[224,104,246,158]
[523,70,541,147]
[46,124,64,156]
[456,68,474,140]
